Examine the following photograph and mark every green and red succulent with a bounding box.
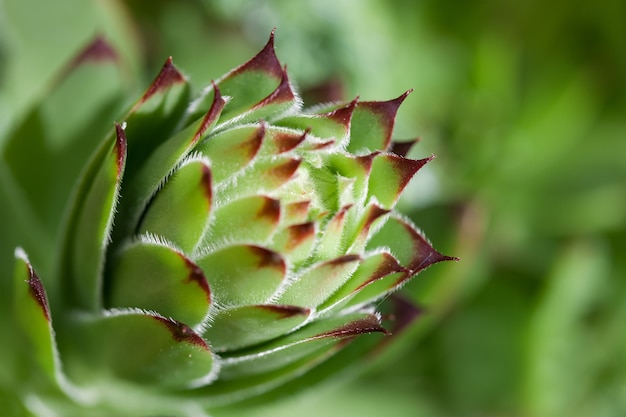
[3,32,455,416]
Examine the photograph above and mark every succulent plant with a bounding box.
[3,32,455,416]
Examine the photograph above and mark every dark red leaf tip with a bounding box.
[320,315,389,339]
[257,197,281,223]
[386,293,424,335]
[193,82,226,144]
[72,36,118,67]
[114,123,127,177]
[398,220,459,274]
[200,164,213,206]
[389,138,421,156]
[182,256,211,303]
[361,204,391,234]
[153,316,209,350]
[286,200,311,218]
[388,154,434,194]
[325,97,358,131]
[356,253,406,291]
[286,222,316,250]
[232,30,283,79]
[243,123,266,160]
[253,67,296,109]
[311,140,335,150]
[138,57,186,105]
[268,158,301,182]
[250,245,286,272]
[258,304,310,319]
[355,152,379,173]
[328,254,361,267]
[25,264,51,322]
[273,129,308,153]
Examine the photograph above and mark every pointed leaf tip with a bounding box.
[194,82,226,143]
[257,304,310,319]
[114,123,127,176]
[319,314,389,339]
[390,137,421,156]
[250,245,286,272]
[72,36,118,66]
[257,196,281,222]
[268,158,301,183]
[138,56,186,104]
[182,256,212,303]
[254,67,296,109]
[274,129,308,153]
[326,97,358,129]
[232,29,282,79]
[25,263,51,322]
[153,316,209,350]
[328,254,361,266]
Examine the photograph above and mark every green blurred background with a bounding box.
[1,0,624,416]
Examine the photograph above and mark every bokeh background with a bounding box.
[1,0,625,416]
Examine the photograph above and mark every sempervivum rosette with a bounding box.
[9,32,456,416]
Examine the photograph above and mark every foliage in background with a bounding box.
[1,0,625,416]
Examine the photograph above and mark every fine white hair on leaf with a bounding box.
[138,232,184,254]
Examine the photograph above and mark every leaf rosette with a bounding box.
[8,32,456,415]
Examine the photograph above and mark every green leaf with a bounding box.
[216,155,301,201]
[111,80,225,244]
[347,91,411,154]
[138,158,212,253]
[68,311,216,389]
[210,312,387,393]
[367,153,432,209]
[204,305,310,351]
[202,195,281,246]
[270,222,316,266]
[196,245,285,307]
[13,249,57,382]
[366,214,456,273]
[276,99,356,144]
[276,255,361,308]
[108,239,211,328]
[327,252,408,312]
[62,125,126,311]
[196,125,264,184]
[2,37,124,266]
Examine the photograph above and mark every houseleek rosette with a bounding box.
[9,32,456,415]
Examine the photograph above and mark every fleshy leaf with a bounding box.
[122,56,191,185]
[366,214,457,273]
[390,138,420,157]
[276,255,361,308]
[203,195,280,246]
[13,249,56,380]
[204,304,310,351]
[138,159,212,253]
[347,90,412,153]
[186,31,287,125]
[108,240,211,327]
[217,155,301,200]
[64,124,126,311]
[3,37,125,266]
[270,222,316,265]
[195,125,264,184]
[368,153,433,209]
[319,251,406,313]
[196,245,285,306]
[315,205,352,260]
[112,85,225,244]
[276,99,356,144]
[217,312,387,380]
[68,311,215,389]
